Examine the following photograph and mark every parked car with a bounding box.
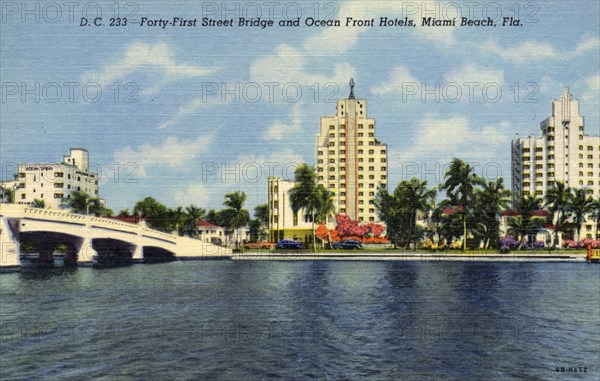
[275,239,303,250]
[332,240,363,250]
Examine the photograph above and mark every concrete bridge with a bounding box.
[0,204,231,269]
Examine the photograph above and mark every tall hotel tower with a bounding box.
[316,79,388,223]
[511,88,599,205]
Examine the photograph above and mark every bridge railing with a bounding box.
[19,207,178,241]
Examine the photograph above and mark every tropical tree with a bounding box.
[118,209,131,217]
[32,198,45,208]
[0,186,15,203]
[544,182,572,242]
[474,178,512,248]
[288,164,335,250]
[221,191,250,247]
[592,197,600,239]
[567,188,595,242]
[254,204,269,227]
[440,158,481,251]
[375,178,435,249]
[184,205,206,237]
[133,197,173,232]
[510,195,545,246]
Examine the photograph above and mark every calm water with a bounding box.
[1,261,598,381]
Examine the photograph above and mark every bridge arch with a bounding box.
[143,246,176,263]
[20,231,83,266]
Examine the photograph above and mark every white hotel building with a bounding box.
[511,88,599,238]
[316,79,388,223]
[1,148,99,209]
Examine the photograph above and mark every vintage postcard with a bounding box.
[1,1,599,380]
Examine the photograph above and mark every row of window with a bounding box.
[319,149,387,156]
[318,166,387,172]
[328,123,375,130]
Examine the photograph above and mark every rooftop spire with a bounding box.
[349,78,355,99]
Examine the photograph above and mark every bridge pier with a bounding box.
[132,245,144,263]
[77,238,97,266]
[0,217,20,269]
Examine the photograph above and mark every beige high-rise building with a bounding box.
[511,88,599,238]
[316,79,388,222]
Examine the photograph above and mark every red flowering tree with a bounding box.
[333,214,387,243]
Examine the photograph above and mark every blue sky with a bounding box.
[1,0,599,213]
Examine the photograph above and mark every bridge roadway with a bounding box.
[0,204,232,269]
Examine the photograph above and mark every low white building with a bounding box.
[1,148,99,209]
[197,219,225,245]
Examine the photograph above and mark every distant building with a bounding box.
[316,79,388,222]
[267,177,312,243]
[197,219,225,245]
[1,148,100,209]
[511,88,599,239]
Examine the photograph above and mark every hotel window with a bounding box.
[588,172,593,177]
[535,190,543,195]
[369,124,374,129]
[358,141,364,146]
[588,163,594,168]
[340,159,346,164]
[579,145,584,150]
[358,124,363,129]
[369,158,375,163]
[318,151,323,156]
[536,148,543,152]
[341,175,346,180]
[358,149,363,154]
[369,184,375,188]
[579,180,584,186]
[369,166,375,171]
[339,141,345,146]
[329,167,336,172]
[536,165,543,170]
[329,184,335,189]
[588,146,594,151]
[318,176,324,181]
[329,142,335,147]
[369,209,375,213]
[329,126,335,130]
[358,175,364,180]
[588,181,594,186]
[381,150,386,155]
[359,208,364,213]
[341,208,346,213]
[358,183,364,188]
[369,141,374,146]
[369,192,375,197]
[522,148,530,153]
[535,156,542,161]
[318,167,323,172]
[358,133,364,137]
[369,150,374,154]
[579,171,584,176]
[340,133,346,138]
[329,150,335,155]
[358,166,364,171]
[381,175,387,180]
[358,192,364,196]
[329,133,335,138]
[381,167,387,171]
[369,133,374,138]
[318,159,324,164]
[381,158,387,163]
[329,159,335,164]
[329,176,335,181]
[358,158,363,163]
[21,194,26,199]
[340,150,345,155]
[359,200,364,205]
[369,175,375,180]
[588,155,593,159]
[341,192,346,197]
[579,163,584,168]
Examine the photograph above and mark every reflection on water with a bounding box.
[0,261,598,380]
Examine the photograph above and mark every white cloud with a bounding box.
[443,63,504,86]
[262,103,303,140]
[482,36,599,64]
[82,42,219,86]
[370,66,419,95]
[174,184,212,207]
[113,135,215,177]
[158,97,227,129]
[396,115,509,166]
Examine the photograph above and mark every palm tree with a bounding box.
[222,191,250,247]
[402,178,436,249]
[184,205,205,237]
[288,164,336,251]
[475,178,512,248]
[512,195,545,246]
[544,182,571,243]
[567,189,594,242]
[440,158,481,251]
[32,198,45,208]
[592,197,600,239]
[0,186,15,203]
